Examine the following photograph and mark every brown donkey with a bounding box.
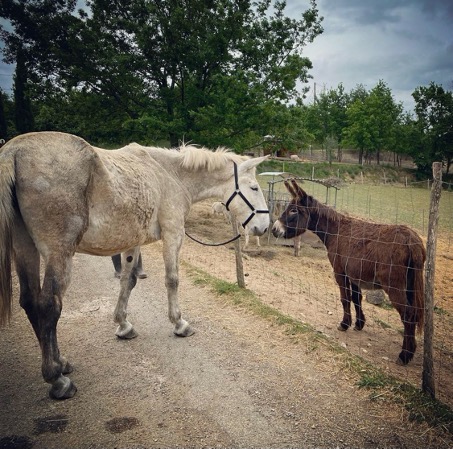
[272,179,426,365]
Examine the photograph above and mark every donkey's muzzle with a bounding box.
[272,220,285,238]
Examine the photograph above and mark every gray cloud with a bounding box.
[295,0,453,110]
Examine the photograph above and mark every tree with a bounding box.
[13,47,34,134]
[0,90,7,140]
[342,91,371,165]
[412,82,453,174]
[342,81,402,165]
[366,80,402,164]
[1,0,323,147]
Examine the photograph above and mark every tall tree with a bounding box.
[366,80,402,164]
[13,47,34,134]
[1,0,323,147]
[412,82,453,174]
[0,89,7,140]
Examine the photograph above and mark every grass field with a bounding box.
[258,160,453,239]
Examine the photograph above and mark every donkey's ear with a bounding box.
[291,179,307,199]
[285,179,307,200]
[284,180,298,198]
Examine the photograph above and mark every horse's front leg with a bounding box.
[163,235,194,337]
[335,273,353,331]
[113,247,140,339]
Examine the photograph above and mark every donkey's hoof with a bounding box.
[396,351,413,365]
[49,376,77,400]
[115,322,138,339]
[174,320,195,337]
[354,320,366,331]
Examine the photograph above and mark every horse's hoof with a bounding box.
[116,328,138,339]
[338,322,349,331]
[137,271,148,279]
[354,321,365,331]
[115,322,138,339]
[49,376,77,400]
[174,320,195,337]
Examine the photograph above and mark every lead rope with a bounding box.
[184,231,241,246]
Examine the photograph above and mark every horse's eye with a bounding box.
[251,186,259,192]
[289,207,298,215]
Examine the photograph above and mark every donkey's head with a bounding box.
[272,179,310,239]
[223,156,270,237]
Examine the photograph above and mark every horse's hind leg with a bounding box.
[14,219,73,377]
[351,283,366,331]
[113,247,141,339]
[38,252,78,399]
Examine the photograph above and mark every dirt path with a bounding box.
[0,243,451,448]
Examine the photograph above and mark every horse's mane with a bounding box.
[178,144,247,172]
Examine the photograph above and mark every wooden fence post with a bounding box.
[422,162,442,398]
[231,219,246,288]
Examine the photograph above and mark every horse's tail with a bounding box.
[407,241,426,333]
[0,149,16,326]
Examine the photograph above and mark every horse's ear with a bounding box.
[238,155,269,172]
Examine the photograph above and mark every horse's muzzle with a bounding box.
[250,225,268,236]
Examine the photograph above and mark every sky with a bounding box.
[289,0,453,111]
[1,0,452,113]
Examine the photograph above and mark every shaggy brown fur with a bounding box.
[273,179,426,365]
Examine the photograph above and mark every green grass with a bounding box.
[184,262,453,434]
[259,160,453,236]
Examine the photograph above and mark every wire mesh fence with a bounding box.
[182,174,453,407]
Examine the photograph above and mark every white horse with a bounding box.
[0,131,269,399]
[211,201,261,248]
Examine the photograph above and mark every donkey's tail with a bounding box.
[409,241,426,333]
[0,149,16,326]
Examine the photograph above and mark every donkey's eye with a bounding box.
[289,207,298,215]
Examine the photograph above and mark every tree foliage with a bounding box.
[0,0,323,147]
[412,82,453,174]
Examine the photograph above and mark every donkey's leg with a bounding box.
[351,283,366,331]
[113,247,140,339]
[13,218,73,375]
[388,289,417,365]
[336,273,353,331]
[38,252,77,399]
[162,235,194,337]
[136,252,148,279]
[112,254,122,278]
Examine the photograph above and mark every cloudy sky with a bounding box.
[290,0,453,111]
[1,0,452,113]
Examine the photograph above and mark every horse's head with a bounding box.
[223,156,270,237]
[272,179,309,239]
